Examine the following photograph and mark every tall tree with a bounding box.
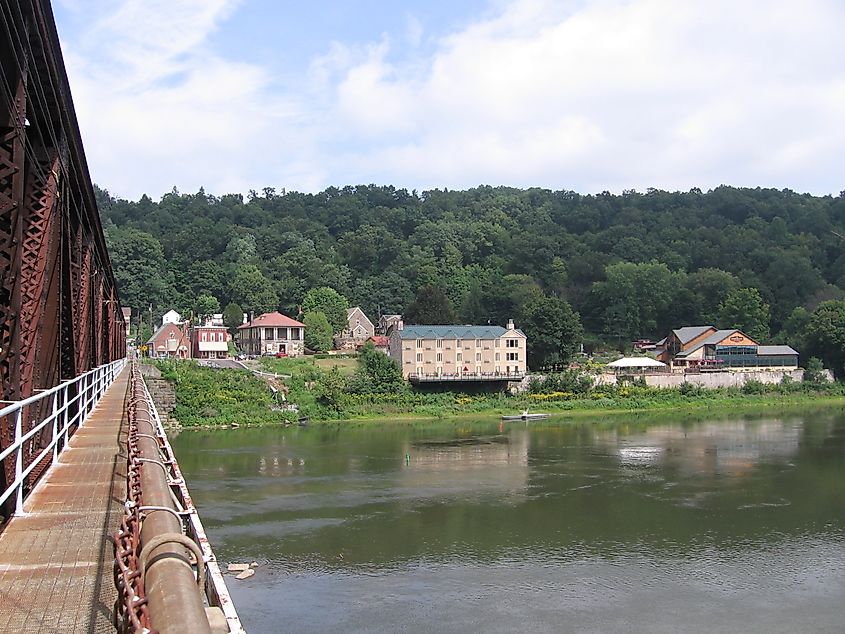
[223,302,244,335]
[718,287,770,341]
[591,261,683,340]
[403,285,457,325]
[521,297,583,368]
[193,293,220,324]
[303,311,333,352]
[229,264,278,315]
[804,300,845,377]
[105,226,175,314]
[302,287,349,333]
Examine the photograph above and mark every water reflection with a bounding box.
[172,409,845,633]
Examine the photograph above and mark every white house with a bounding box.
[161,309,182,325]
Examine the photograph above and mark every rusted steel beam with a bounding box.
[0,64,27,512]
[0,0,129,524]
[19,151,61,392]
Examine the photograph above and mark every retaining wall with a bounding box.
[596,369,807,388]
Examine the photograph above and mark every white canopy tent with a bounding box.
[607,357,667,374]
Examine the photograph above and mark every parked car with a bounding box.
[275,351,288,358]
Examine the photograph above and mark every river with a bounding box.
[171,408,845,633]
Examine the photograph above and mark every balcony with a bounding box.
[409,371,526,383]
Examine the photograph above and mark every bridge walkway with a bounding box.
[0,368,130,633]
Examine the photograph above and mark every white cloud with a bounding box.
[314,0,845,194]
[59,0,845,198]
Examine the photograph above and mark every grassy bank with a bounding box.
[259,356,845,424]
[152,360,297,426]
[150,357,845,428]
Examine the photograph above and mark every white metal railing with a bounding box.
[0,358,127,516]
[139,373,245,633]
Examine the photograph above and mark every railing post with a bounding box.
[62,384,69,448]
[14,409,23,516]
[51,391,59,462]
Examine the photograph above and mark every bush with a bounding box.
[741,379,767,395]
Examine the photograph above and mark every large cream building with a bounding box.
[388,320,527,380]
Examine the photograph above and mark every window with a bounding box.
[506,352,519,361]
[264,328,274,339]
[416,352,423,362]
[506,339,519,348]
[457,352,462,362]
[201,332,207,342]
[456,339,462,348]
[494,340,500,348]
[495,352,500,361]
[277,327,288,340]
[476,352,482,362]
[436,339,442,348]
[475,339,481,347]
[436,352,443,362]
[417,339,423,348]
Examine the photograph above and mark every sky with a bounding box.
[53,0,845,201]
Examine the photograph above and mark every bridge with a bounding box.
[0,2,242,632]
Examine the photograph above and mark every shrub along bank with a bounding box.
[151,360,296,426]
[260,356,845,423]
[150,356,845,427]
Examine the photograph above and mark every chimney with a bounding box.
[507,318,514,330]
[397,320,404,331]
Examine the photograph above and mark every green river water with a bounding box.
[171,408,845,633]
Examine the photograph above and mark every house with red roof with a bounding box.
[236,311,306,357]
[146,322,191,359]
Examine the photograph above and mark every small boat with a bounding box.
[501,410,550,421]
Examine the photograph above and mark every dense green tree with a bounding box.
[303,311,333,352]
[349,342,405,393]
[229,264,278,315]
[404,285,457,325]
[193,293,220,323]
[105,226,175,314]
[223,302,244,335]
[804,300,845,377]
[718,287,770,341]
[591,261,683,340]
[685,268,740,324]
[302,287,349,333]
[521,297,583,368]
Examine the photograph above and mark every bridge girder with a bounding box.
[0,0,126,518]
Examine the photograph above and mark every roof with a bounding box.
[237,311,305,329]
[607,357,666,368]
[676,329,741,357]
[672,325,714,344]
[146,322,187,344]
[369,336,389,346]
[396,324,526,339]
[757,345,799,356]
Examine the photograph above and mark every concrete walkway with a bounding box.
[0,369,130,633]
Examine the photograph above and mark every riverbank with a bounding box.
[149,358,845,429]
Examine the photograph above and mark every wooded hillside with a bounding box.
[98,184,845,354]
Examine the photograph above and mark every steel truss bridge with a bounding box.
[0,0,125,521]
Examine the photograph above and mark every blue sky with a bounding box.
[53,0,845,200]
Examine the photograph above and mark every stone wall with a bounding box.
[139,363,179,429]
[596,369,806,388]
